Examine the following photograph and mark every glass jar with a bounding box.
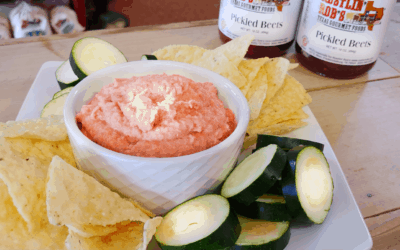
[295,0,397,79]
[218,0,304,58]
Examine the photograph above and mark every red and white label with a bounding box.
[296,0,396,66]
[218,0,303,46]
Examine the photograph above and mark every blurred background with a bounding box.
[2,0,398,39]
[0,0,221,39]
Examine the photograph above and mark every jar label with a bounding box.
[218,0,303,46]
[296,0,396,66]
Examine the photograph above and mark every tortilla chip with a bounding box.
[213,34,254,67]
[192,50,247,88]
[127,198,156,218]
[6,137,76,168]
[0,115,76,233]
[238,58,270,84]
[263,58,290,105]
[245,64,269,121]
[66,217,162,250]
[250,119,307,136]
[250,74,312,128]
[0,180,68,250]
[244,119,308,149]
[0,137,56,232]
[269,108,309,126]
[239,84,250,97]
[247,83,268,121]
[288,63,299,70]
[66,222,143,250]
[0,115,67,141]
[46,156,151,237]
[152,44,207,64]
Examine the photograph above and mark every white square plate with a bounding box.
[17,61,373,250]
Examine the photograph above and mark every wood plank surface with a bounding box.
[308,78,400,219]
[365,209,400,249]
[0,19,220,47]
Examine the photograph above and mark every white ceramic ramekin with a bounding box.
[64,60,249,215]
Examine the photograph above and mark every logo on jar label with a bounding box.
[229,0,291,14]
[302,36,309,47]
[318,0,385,32]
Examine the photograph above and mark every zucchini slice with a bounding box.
[232,194,292,222]
[53,86,73,99]
[55,60,80,90]
[155,194,241,250]
[40,93,68,118]
[69,37,127,79]
[255,134,324,152]
[230,217,290,250]
[281,146,334,224]
[221,144,286,206]
[141,54,157,60]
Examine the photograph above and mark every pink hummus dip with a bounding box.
[76,74,237,158]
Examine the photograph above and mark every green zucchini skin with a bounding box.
[281,146,333,224]
[57,78,80,90]
[227,223,290,250]
[141,54,158,60]
[253,135,325,197]
[255,134,324,152]
[55,60,81,90]
[231,200,292,222]
[53,87,73,99]
[69,37,128,79]
[156,198,241,250]
[69,50,87,79]
[228,146,287,206]
[281,157,308,223]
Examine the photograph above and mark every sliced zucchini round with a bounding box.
[281,146,334,224]
[256,134,325,152]
[55,59,80,90]
[40,93,68,118]
[155,194,241,250]
[221,144,287,206]
[69,37,127,79]
[53,86,73,100]
[141,54,157,60]
[229,217,290,250]
[232,194,292,222]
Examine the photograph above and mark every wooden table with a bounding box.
[1,4,400,249]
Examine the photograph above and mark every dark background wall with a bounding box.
[108,0,220,27]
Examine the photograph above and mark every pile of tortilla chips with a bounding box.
[0,116,162,250]
[153,34,312,148]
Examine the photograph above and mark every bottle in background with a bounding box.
[9,1,52,39]
[295,0,397,79]
[50,6,84,34]
[218,0,304,58]
[0,13,11,39]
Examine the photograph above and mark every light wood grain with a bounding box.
[0,19,219,46]
[286,54,400,92]
[308,78,400,218]
[365,209,400,249]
